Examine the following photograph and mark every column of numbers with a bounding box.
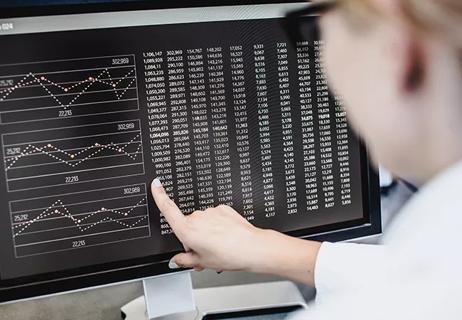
[254,44,276,218]
[230,45,254,219]
[277,42,298,215]
[314,41,335,209]
[296,42,319,212]
[167,50,195,213]
[143,51,174,235]
[187,48,215,210]
[335,97,352,206]
[206,47,233,205]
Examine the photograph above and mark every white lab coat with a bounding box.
[291,161,462,319]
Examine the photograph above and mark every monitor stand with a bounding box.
[141,271,196,319]
[121,280,307,320]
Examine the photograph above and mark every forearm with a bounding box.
[248,229,321,287]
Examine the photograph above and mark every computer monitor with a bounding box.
[0,0,381,303]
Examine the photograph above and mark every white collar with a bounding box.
[382,159,462,244]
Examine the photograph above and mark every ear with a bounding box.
[369,0,400,15]
[370,0,427,92]
[400,34,426,92]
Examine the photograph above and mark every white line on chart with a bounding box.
[0,68,136,110]
[13,197,148,237]
[5,134,142,170]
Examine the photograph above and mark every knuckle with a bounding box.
[191,210,203,216]
[187,212,201,224]
[204,207,215,214]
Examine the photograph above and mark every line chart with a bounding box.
[0,55,151,259]
[10,184,151,257]
[2,120,146,192]
[0,68,136,105]
[4,133,142,171]
[0,55,139,124]
[12,198,147,237]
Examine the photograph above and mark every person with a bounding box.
[151,0,462,318]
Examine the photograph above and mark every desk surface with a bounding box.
[0,272,294,320]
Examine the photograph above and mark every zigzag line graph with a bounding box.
[0,55,140,124]
[1,57,150,257]
[0,68,136,110]
[5,133,142,170]
[9,183,151,256]
[13,197,148,237]
[2,120,146,192]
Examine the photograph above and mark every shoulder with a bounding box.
[385,161,462,246]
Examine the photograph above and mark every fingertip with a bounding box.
[169,253,185,269]
[168,258,180,269]
[151,178,166,199]
[150,181,186,235]
[151,177,163,189]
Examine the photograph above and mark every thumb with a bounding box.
[169,252,201,269]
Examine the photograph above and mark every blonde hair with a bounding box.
[344,0,462,61]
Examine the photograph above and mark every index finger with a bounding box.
[151,178,187,236]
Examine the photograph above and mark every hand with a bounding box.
[151,178,321,286]
[151,178,264,272]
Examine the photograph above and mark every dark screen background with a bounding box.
[0,17,365,281]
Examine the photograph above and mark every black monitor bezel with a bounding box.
[3,0,301,18]
[0,0,382,303]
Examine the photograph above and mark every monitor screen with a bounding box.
[0,1,381,302]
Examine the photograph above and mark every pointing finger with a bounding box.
[151,178,187,238]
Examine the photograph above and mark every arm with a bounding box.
[314,242,388,296]
[247,229,322,286]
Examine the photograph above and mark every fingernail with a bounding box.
[168,259,180,269]
[152,178,162,188]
